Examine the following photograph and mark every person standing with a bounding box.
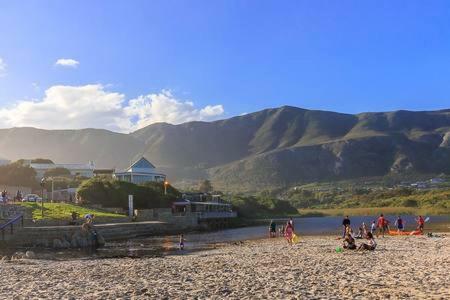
[342,215,351,238]
[395,216,404,232]
[370,220,376,235]
[269,220,276,238]
[416,215,425,233]
[285,221,294,245]
[377,214,386,238]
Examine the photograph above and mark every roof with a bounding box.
[130,157,155,169]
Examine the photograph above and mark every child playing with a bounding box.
[343,232,357,250]
[179,234,185,250]
[358,232,377,251]
[370,221,376,235]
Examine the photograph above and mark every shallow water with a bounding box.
[6,215,450,260]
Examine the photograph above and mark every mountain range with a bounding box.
[0,106,449,191]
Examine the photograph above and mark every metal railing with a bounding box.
[198,211,237,219]
[0,214,24,241]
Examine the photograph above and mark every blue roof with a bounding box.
[130,157,155,169]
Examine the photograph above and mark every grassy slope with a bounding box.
[19,202,126,221]
[297,206,448,217]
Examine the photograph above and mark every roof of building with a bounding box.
[129,157,155,169]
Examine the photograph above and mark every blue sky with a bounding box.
[0,1,450,131]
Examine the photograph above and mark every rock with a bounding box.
[53,239,63,249]
[25,251,35,259]
[96,234,105,247]
[12,252,25,260]
[61,239,71,249]
[1,256,10,262]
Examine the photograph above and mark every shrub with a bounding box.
[402,198,418,207]
[77,178,180,209]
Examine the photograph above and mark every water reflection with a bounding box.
[3,215,448,260]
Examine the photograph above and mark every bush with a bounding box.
[230,195,297,218]
[402,198,418,207]
[0,162,37,188]
[77,178,180,209]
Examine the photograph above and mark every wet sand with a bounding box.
[0,234,448,299]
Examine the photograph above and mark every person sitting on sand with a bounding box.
[395,216,404,232]
[285,222,294,245]
[269,220,277,238]
[376,214,386,238]
[343,232,357,250]
[358,232,377,251]
[362,222,368,238]
[355,225,363,239]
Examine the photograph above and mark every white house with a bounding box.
[113,157,166,184]
[28,161,95,179]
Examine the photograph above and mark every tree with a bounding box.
[198,179,213,193]
[44,167,71,177]
[0,162,37,188]
[77,178,180,209]
[31,158,54,164]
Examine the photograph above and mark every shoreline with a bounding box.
[0,233,448,299]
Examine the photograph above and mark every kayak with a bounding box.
[389,230,422,236]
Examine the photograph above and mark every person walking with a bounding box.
[285,221,294,245]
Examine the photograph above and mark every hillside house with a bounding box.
[113,157,166,184]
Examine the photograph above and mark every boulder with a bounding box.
[52,239,63,249]
[25,251,36,259]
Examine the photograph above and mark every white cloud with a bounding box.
[0,85,224,132]
[124,90,224,130]
[0,57,6,76]
[55,58,79,68]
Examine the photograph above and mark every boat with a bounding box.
[389,230,422,236]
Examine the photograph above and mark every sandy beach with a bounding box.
[0,234,448,299]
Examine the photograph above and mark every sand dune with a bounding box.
[0,234,448,299]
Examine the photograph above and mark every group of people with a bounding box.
[0,190,24,203]
[341,216,377,251]
[269,218,297,245]
[341,214,427,251]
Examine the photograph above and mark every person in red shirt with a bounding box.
[416,215,425,233]
[376,214,386,238]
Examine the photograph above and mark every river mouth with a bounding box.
[2,215,449,260]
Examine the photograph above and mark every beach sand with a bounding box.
[0,234,448,299]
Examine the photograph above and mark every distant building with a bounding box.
[113,157,166,184]
[429,178,445,184]
[93,169,115,178]
[27,160,95,179]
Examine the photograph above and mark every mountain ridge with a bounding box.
[0,105,449,191]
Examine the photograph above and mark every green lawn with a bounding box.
[18,202,126,221]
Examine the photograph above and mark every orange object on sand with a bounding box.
[389,230,422,236]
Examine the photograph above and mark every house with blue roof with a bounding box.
[113,157,166,184]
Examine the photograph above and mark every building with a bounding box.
[93,169,115,178]
[113,157,166,184]
[172,193,236,221]
[28,160,95,179]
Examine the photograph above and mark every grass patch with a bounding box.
[297,206,450,217]
[18,202,126,221]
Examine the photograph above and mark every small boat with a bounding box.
[389,230,422,236]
